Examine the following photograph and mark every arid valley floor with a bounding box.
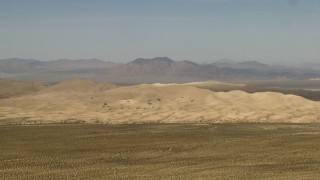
[1,124,320,179]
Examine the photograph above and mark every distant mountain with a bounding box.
[0,58,118,73]
[36,59,118,70]
[1,57,320,83]
[212,58,237,64]
[0,58,39,73]
[293,62,320,71]
[95,57,320,83]
[98,57,215,82]
[212,60,269,69]
[130,57,174,65]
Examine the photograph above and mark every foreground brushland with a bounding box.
[1,78,320,124]
[1,124,320,179]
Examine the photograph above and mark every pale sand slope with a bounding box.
[0,78,320,124]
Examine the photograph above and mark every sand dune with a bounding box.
[0,78,49,99]
[41,78,117,93]
[0,78,320,124]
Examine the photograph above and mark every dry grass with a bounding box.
[0,123,320,179]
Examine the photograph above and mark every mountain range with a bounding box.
[0,57,319,83]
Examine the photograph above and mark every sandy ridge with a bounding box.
[0,78,320,124]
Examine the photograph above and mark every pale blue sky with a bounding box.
[0,0,319,63]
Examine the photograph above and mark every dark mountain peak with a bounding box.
[131,57,174,65]
[152,57,173,62]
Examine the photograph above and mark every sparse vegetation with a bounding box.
[1,123,320,179]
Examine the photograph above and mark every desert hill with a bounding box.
[0,78,319,124]
[159,81,320,101]
[41,78,117,93]
[0,78,50,99]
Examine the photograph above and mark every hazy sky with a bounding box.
[0,0,319,63]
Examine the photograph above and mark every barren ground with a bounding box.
[1,123,320,179]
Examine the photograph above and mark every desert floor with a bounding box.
[1,123,320,179]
